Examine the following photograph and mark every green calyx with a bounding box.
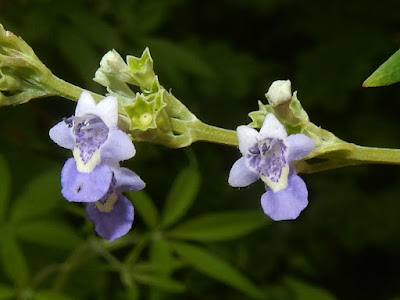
[124,90,168,131]
[0,24,52,106]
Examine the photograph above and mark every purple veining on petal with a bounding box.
[74,115,109,163]
[246,138,287,183]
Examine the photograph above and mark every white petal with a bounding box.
[75,91,96,117]
[94,96,118,128]
[237,125,259,156]
[259,114,287,139]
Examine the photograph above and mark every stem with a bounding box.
[170,118,238,147]
[192,120,238,146]
[44,73,104,102]
[342,145,400,165]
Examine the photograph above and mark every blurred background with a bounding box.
[1,0,400,299]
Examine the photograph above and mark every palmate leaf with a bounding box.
[0,231,29,287]
[127,190,159,229]
[0,154,10,222]
[33,290,74,300]
[161,166,201,228]
[133,273,186,293]
[10,169,61,223]
[15,220,82,249]
[363,48,400,87]
[168,211,268,242]
[169,241,264,299]
[284,277,337,300]
[0,283,16,299]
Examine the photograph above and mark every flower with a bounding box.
[49,91,135,173]
[60,158,145,241]
[86,164,145,241]
[228,113,315,221]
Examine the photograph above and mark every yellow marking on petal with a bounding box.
[261,163,289,193]
[73,147,101,173]
[95,193,118,213]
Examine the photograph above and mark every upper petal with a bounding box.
[112,166,146,192]
[49,120,74,149]
[237,125,259,156]
[86,195,134,242]
[228,157,259,187]
[100,129,136,162]
[61,158,113,202]
[286,134,315,161]
[93,96,118,129]
[261,172,308,221]
[259,114,287,139]
[75,91,96,117]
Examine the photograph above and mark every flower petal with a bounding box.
[259,114,287,139]
[228,157,259,187]
[86,195,134,242]
[286,134,315,161]
[49,120,74,149]
[237,125,259,156]
[112,166,146,192]
[100,129,136,162]
[93,96,118,129]
[61,158,113,202]
[75,90,96,117]
[261,172,308,221]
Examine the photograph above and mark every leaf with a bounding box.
[285,277,337,300]
[169,211,267,242]
[0,154,10,222]
[33,290,74,300]
[161,166,201,228]
[363,48,400,87]
[127,191,158,228]
[0,284,16,299]
[169,241,264,299]
[15,220,82,249]
[10,169,62,223]
[133,273,186,293]
[0,231,29,287]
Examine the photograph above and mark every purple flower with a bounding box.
[49,91,135,173]
[86,164,145,242]
[61,158,145,241]
[228,114,315,221]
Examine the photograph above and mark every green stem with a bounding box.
[44,73,104,102]
[170,118,238,147]
[341,145,400,165]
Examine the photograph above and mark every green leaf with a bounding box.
[363,48,400,87]
[0,154,10,222]
[0,284,16,299]
[169,242,263,299]
[127,191,158,228]
[15,220,82,249]
[169,211,267,242]
[33,290,74,300]
[0,231,29,287]
[133,273,186,293]
[285,277,337,300]
[150,238,184,275]
[10,169,61,223]
[161,166,201,228]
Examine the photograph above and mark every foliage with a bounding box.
[1,0,400,299]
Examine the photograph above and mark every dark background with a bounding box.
[1,0,400,299]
